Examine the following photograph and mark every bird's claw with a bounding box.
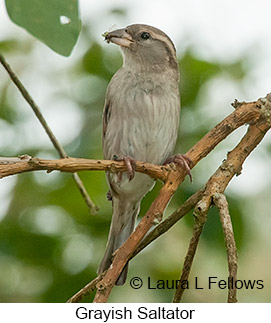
[113,155,136,181]
[106,190,112,201]
[164,154,193,182]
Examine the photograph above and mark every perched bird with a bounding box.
[99,24,191,285]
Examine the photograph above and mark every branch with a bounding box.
[132,189,205,257]
[0,54,98,214]
[66,189,203,303]
[213,193,238,303]
[172,194,210,303]
[0,156,168,181]
[93,95,271,303]
[172,121,270,303]
[66,275,103,303]
[0,95,269,182]
[1,93,270,302]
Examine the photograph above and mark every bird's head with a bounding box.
[104,24,178,71]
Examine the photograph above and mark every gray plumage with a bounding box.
[99,24,180,285]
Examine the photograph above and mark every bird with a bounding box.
[98,24,191,285]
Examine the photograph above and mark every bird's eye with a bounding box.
[140,32,150,40]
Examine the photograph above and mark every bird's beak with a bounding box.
[104,28,134,48]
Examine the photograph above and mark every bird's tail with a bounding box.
[98,197,140,285]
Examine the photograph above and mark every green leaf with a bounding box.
[5,0,81,56]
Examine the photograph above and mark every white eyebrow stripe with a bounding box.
[149,32,176,58]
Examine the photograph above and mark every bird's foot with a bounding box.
[106,190,112,201]
[164,154,193,182]
[113,155,136,181]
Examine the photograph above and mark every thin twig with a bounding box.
[0,54,98,214]
[172,196,210,303]
[66,275,103,303]
[72,173,99,213]
[213,193,238,303]
[0,55,66,157]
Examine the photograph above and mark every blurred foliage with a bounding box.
[5,0,81,56]
[0,9,270,303]
[180,54,245,108]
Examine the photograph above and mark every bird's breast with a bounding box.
[103,70,180,165]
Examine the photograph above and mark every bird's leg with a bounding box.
[163,154,193,182]
[113,155,136,181]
